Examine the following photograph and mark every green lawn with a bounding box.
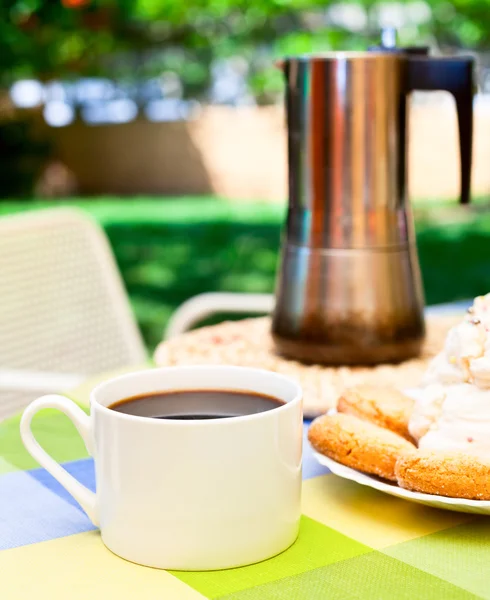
[1,196,489,349]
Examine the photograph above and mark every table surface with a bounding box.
[1,301,488,600]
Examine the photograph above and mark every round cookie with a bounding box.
[308,413,416,481]
[337,385,414,441]
[395,451,490,500]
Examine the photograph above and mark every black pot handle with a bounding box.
[407,57,475,204]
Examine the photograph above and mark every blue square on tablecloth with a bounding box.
[0,468,95,550]
[28,458,95,512]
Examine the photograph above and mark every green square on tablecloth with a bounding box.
[0,405,90,472]
[171,515,371,598]
[215,551,476,600]
[384,519,490,599]
[0,456,18,474]
[0,366,150,473]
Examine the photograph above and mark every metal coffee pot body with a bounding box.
[272,52,474,365]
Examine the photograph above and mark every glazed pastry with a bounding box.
[337,385,414,441]
[308,413,416,481]
[396,450,490,500]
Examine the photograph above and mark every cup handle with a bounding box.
[20,394,99,526]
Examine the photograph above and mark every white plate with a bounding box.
[313,451,490,515]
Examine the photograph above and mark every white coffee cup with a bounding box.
[20,366,303,570]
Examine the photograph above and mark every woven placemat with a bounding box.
[154,314,462,418]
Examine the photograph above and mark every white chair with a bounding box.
[0,208,147,419]
[165,292,274,338]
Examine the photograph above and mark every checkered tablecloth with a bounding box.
[1,368,488,600]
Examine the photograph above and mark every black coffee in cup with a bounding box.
[108,390,285,420]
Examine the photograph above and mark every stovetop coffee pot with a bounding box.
[272,42,474,365]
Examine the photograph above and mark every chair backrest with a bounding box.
[0,208,146,418]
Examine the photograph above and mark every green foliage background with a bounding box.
[1,0,488,101]
[1,3,487,344]
[0,197,487,349]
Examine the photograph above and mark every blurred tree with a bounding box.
[1,0,488,196]
[0,0,488,96]
[0,112,51,196]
